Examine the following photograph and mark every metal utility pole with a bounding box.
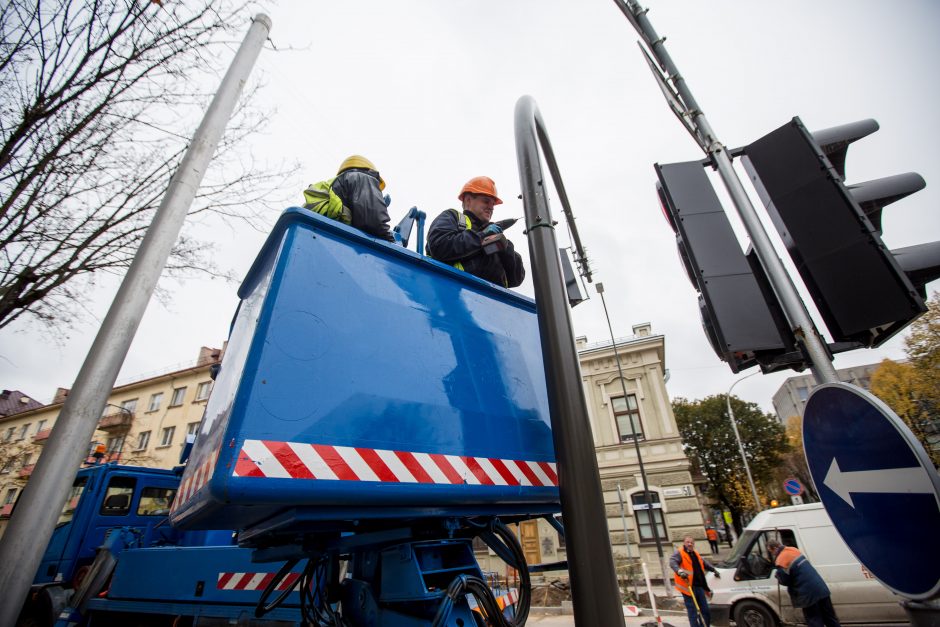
[727,373,762,513]
[611,0,839,385]
[598,283,673,597]
[0,15,272,627]
[515,95,626,627]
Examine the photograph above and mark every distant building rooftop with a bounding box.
[0,390,43,417]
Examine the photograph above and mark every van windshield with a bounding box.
[719,529,756,567]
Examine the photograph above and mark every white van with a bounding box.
[708,503,907,626]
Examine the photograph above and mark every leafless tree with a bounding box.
[0,0,292,332]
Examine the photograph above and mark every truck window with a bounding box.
[100,476,136,516]
[137,487,176,516]
[738,529,799,580]
[57,476,89,526]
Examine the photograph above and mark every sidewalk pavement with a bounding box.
[525,609,692,626]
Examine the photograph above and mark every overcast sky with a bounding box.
[2,0,938,416]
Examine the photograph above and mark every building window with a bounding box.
[169,387,186,407]
[17,423,31,440]
[35,419,47,434]
[159,426,175,447]
[120,399,138,413]
[194,381,211,401]
[613,395,644,442]
[136,431,151,451]
[4,488,17,505]
[187,422,200,438]
[3,427,13,442]
[796,386,809,402]
[106,436,124,453]
[148,392,163,412]
[632,492,667,542]
[0,459,12,474]
[20,453,32,468]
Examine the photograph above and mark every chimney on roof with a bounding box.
[196,346,222,367]
[1,390,10,400]
[53,387,70,404]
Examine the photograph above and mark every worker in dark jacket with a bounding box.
[302,155,394,242]
[426,176,525,288]
[768,539,842,627]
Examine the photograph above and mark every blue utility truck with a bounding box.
[31,208,559,627]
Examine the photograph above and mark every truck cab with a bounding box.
[708,503,906,626]
[33,463,181,590]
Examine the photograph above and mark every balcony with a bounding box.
[98,411,133,432]
[19,464,34,478]
[33,429,51,444]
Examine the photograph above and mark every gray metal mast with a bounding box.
[0,15,272,627]
[612,0,838,384]
[515,95,626,627]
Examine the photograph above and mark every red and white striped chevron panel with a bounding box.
[233,439,558,487]
[170,448,219,515]
[217,571,301,592]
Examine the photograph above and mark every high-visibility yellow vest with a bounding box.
[303,177,352,224]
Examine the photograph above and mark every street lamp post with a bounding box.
[727,374,762,513]
[596,282,673,597]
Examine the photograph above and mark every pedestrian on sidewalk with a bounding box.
[705,526,719,555]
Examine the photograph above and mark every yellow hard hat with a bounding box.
[337,155,385,191]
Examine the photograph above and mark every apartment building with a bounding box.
[771,361,881,423]
[0,346,221,535]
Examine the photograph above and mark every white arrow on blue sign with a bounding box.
[804,382,940,601]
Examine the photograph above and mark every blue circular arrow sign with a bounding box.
[804,382,940,600]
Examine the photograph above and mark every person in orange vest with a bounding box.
[768,539,842,627]
[426,176,525,288]
[669,535,721,627]
[705,526,719,555]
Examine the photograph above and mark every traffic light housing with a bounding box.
[655,160,801,373]
[741,117,940,347]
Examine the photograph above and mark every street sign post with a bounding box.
[804,382,940,601]
[783,477,804,496]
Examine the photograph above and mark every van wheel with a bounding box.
[733,600,777,627]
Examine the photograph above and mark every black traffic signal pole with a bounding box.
[611,0,840,385]
[514,95,626,627]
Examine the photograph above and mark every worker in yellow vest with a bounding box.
[302,155,393,242]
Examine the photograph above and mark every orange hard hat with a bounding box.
[458,176,502,205]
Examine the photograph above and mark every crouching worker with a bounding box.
[426,176,525,288]
[768,539,842,627]
[303,155,394,242]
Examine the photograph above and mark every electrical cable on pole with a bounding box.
[597,282,673,598]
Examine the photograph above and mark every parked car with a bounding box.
[707,503,907,626]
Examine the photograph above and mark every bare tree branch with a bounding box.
[0,0,296,331]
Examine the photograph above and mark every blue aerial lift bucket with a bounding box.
[170,209,559,535]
